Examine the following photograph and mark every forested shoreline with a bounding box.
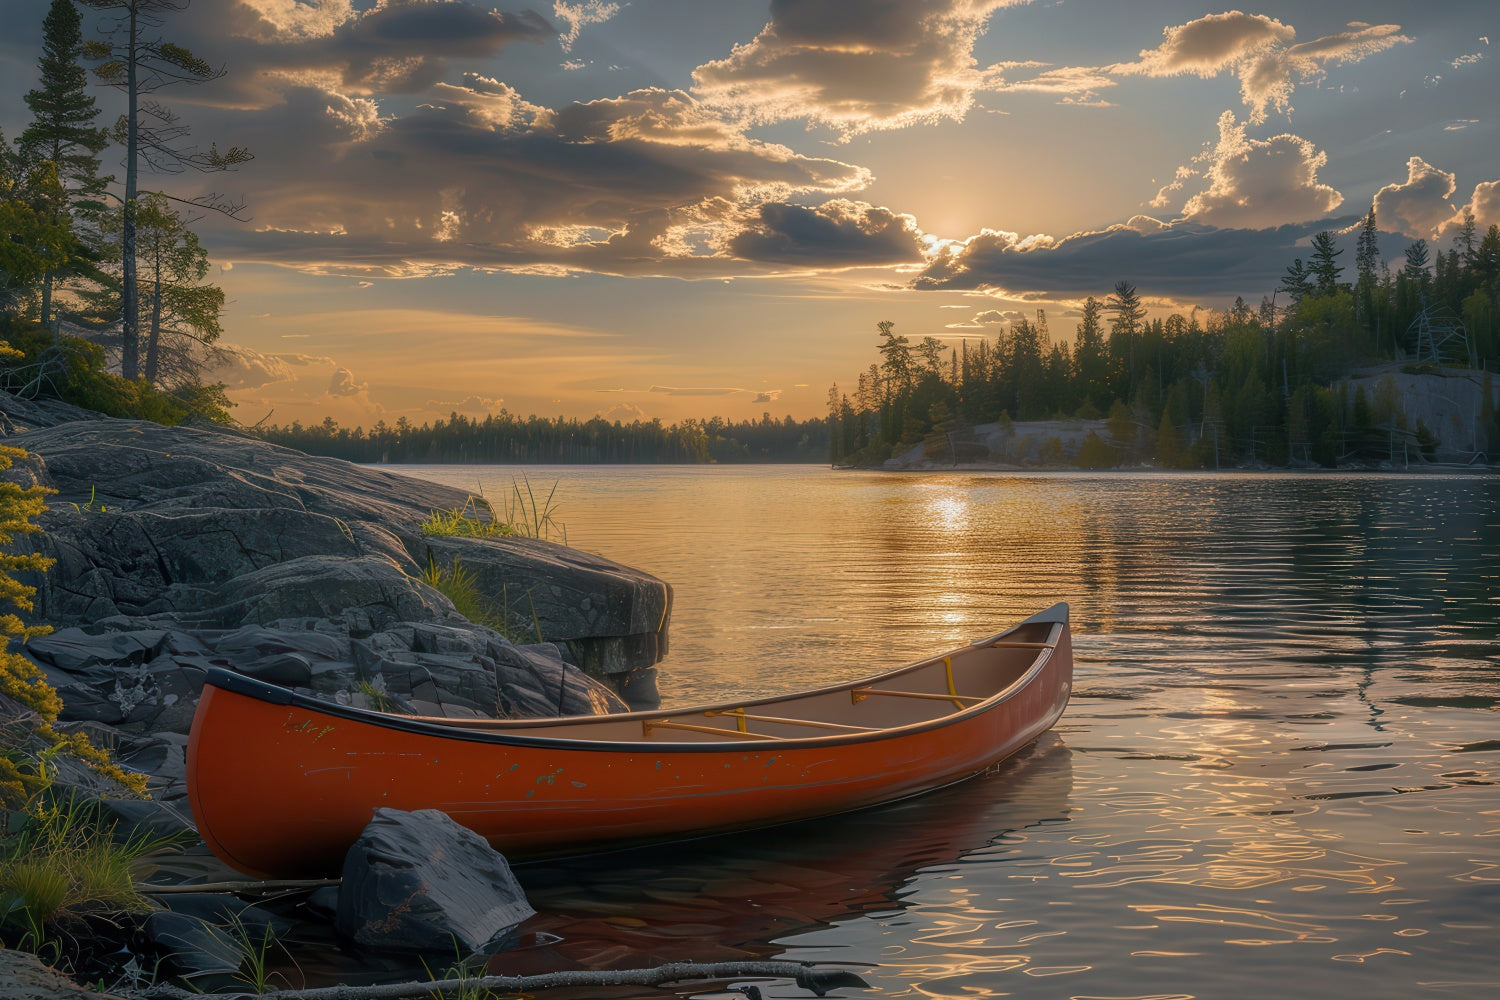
[829,219,1500,469]
[255,411,833,464]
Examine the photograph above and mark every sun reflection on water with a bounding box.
[399,465,1500,1000]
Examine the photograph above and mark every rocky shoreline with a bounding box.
[0,391,673,993]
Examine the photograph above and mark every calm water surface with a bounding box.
[389,466,1500,1000]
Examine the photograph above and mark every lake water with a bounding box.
[390,466,1500,1000]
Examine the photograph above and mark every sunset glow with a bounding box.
[3,0,1493,426]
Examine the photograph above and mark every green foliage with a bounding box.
[421,495,517,540]
[0,320,234,425]
[0,443,148,810]
[259,410,831,464]
[420,557,543,645]
[1074,431,1114,469]
[224,911,295,997]
[421,558,504,633]
[0,794,167,950]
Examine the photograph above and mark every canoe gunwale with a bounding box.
[197,603,1069,755]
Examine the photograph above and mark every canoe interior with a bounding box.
[397,618,1059,745]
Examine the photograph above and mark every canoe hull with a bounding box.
[188,615,1072,877]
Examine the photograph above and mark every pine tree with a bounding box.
[1308,231,1345,295]
[16,0,109,330]
[1355,208,1380,345]
[1279,258,1313,303]
[1106,281,1145,399]
[80,0,250,381]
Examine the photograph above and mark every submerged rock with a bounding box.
[335,807,535,954]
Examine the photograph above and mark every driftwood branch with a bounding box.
[129,961,871,999]
[135,878,340,895]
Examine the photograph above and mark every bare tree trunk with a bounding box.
[121,2,140,380]
[145,272,162,383]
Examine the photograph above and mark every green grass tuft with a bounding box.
[420,495,516,539]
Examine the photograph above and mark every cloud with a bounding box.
[597,402,648,422]
[728,200,924,266]
[210,344,338,390]
[427,394,505,413]
[911,216,1355,299]
[944,308,1023,329]
[648,385,743,397]
[1372,156,1457,238]
[752,390,782,403]
[553,2,619,52]
[1176,111,1342,228]
[232,0,554,96]
[1436,179,1500,241]
[328,366,369,396]
[692,0,1031,135]
[1116,12,1409,122]
[992,64,1118,106]
[199,85,873,278]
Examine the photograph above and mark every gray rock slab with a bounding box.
[335,808,535,955]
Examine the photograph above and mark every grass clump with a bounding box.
[421,558,543,644]
[0,794,172,955]
[503,475,565,544]
[421,477,566,545]
[421,494,516,540]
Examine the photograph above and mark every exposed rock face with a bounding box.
[336,808,535,954]
[0,398,672,818]
[5,418,671,671]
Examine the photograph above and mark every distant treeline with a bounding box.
[255,411,831,464]
[830,213,1500,468]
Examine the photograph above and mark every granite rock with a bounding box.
[335,808,535,954]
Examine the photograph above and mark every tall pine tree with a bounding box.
[80,0,249,381]
[16,0,109,330]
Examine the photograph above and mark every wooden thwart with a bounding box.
[642,719,784,741]
[851,688,986,705]
[706,709,875,733]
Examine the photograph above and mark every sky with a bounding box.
[1,0,1496,426]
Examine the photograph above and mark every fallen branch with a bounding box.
[129,961,871,999]
[135,878,340,896]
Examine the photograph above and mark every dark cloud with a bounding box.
[235,0,554,95]
[913,217,1363,299]
[728,200,923,265]
[692,1,1029,135]
[194,84,870,277]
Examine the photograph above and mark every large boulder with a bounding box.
[6,417,671,686]
[335,808,535,955]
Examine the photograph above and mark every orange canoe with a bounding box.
[187,604,1073,877]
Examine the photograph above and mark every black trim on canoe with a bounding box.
[197,608,1067,755]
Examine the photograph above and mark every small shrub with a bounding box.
[1075,431,1115,470]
